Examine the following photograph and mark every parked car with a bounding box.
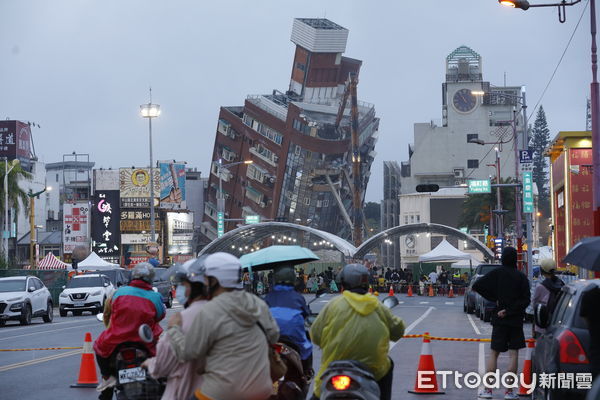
[152,268,173,308]
[83,269,131,288]
[0,276,53,326]
[463,263,499,315]
[59,274,114,316]
[532,279,598,400]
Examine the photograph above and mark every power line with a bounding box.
[528,0,589,124]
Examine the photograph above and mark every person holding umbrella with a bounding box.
[264,265,314,377]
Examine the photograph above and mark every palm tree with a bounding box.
[0,160,32,250]
[459,177,516,231]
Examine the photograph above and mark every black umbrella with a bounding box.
[562,236,600,271]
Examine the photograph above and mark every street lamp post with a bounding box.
[140,102,161,243]
[499,0,599,268]
[2,158,19,259]
[216,159,253,236]
[27,187,50,268]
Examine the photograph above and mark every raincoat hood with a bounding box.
[213,289,264,327]
[342,290,379,316]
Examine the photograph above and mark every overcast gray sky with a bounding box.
[0,0,592,202]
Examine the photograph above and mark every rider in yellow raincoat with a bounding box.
[310,264,405,399]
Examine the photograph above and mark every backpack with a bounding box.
[541,278,565,315]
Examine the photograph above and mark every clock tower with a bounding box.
[442,46,488,127]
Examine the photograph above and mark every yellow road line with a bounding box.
[0,349,81,372]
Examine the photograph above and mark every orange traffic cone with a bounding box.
[70,332,98,388]
[388,286,395,297]
[408,333,445,394]
[448,285,455,298]
[407,284,413,297]
[518,339,535,396]
[428,284,434,297]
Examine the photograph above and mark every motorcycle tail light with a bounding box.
[121,349,137,362]
[272,343,283,353]
[558,329,589,364]
[331,375,352,391]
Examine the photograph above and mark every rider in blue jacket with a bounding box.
[264,265,313,375]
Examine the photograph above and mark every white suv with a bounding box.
[59,274,114,317]
[0,276,53,326]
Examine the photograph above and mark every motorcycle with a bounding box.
[318,295,399,400]
[96,313,165,400]
[270,290,327,400]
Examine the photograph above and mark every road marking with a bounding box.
[390,306,434,350]
[444,302,454,305]
[478,343,486,376]
[0,322,98,342]
[419,301,429,304]
[0,349,81,372]
[468,314,481,335]
[0,317,96,334]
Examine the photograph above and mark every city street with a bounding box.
[0,292,532,399]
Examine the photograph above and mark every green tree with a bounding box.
[530,106,551,215]
[459,177,516,231]
[0,160,32,259]
[363,201,381,234]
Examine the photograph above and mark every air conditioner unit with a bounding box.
[273,155,279,162]
[454,168,464,178]
[260,202,267,208]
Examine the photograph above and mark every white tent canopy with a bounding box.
[451,255,483,269]
[418,239,472,263]
[78,252,121,270]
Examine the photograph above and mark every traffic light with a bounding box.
[416,184,440,193]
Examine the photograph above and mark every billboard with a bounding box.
[119,168,160,198]
[91,190,121,263]
[159,161,186,209]
[63,202,90,254]
[166,212,194,255]
[0,121,33,162]
[94,170,120,191]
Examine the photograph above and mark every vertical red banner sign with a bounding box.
[569,148,594,248]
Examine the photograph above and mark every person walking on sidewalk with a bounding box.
[473,247,530,400]
[531,258,564,338]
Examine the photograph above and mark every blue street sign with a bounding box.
[519,149,534,164]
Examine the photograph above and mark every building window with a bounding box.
[410,215,414,223]
[323,199,329,207]
[467,159,479,169]
[243,114,283,145]
[404,215,409,224]
[467,134,478,143]
[296,62,305,72]
[304,197,311,206]
[416,214,420,223]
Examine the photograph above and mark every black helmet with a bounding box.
[273,266,296,286]
[338,264,369,293]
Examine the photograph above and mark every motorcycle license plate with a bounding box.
[118,367,146,384]
[73,302,85,307]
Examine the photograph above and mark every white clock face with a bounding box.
[405,234,416,249]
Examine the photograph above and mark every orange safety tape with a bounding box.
[0,346,83,352]
[401,334,535,344]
